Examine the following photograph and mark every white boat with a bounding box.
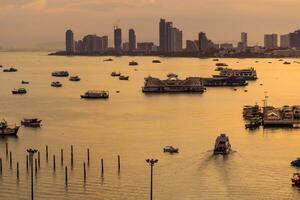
[215,68,257,80]
[213,133,231,155]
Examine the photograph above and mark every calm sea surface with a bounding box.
[1,52,300,200]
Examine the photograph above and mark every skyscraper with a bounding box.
[289,30,300,48]
[66,29,74,53]
[159,19,167,52]
[102,36,108,51]
[280,34,290,48]
[264,34,278,49]
[114,26,122,53]
[198,32,207,52]
[129,29,136,52]
[241,32,247,50]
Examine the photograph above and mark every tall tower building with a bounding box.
[114,26,122,53]
[241,32,248,50]
[66,29,74,53]
[159,19,167,53]
[129,29,136,52]
[198,32,207,52]
[280,34,290,48]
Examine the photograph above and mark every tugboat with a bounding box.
[163,146,179,153]
[3,67,18,72]
[129,61,138,66]
[51,81,62,87]
[21,118,42,127]
[291,173,300,186]
[152,60,161,63]
[52,71,69,77]
[111,72,121,77]
[213,133,231,155]
[69,76,81,81]
[291,158,300,167]
[21,80,30,84]
[119,75,129,80]
[0,120,20,136]
[103,58,113,62]
[12,88,27,94]
[81,90,109,99]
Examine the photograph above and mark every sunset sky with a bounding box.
[0,0,300,50]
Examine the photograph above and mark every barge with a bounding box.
[142,73,205,93]
[202,77,248,87]
[214,67,257,80]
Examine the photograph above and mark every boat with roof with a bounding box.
[52,71,69,77]
[0,119,20,136]
[111,72,121,77]
[12,88,27,94]
[81,90,109,99]
[69,76,81,81]
[3,67,17,72]
[213,133,231,155]
[129,61,138,66]
[51,81,62,87]
[214,67,257,80]
[21,118,42,127]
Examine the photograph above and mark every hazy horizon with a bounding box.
[1,0,300,50]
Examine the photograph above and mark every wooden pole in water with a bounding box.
[6,143,8,157]
[9,152,12,169]
[61,149,63,165]
[65,166,68,186]
[34,158,37,175]
[0,158,2,175]
[101,159,104,177]
[53,155,56,171]
[37,152,40,168]
[83,162,86,181]
[87,149,90,165]
[71,145,73,168]
[46,145,48,162]
[26,155,29,171]
[17,162,19,180]
[118,155,121,173]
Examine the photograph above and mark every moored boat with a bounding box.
[21,80,30,84]
[111,72,121,77]
[21,118,42,127]
[291,173,300,186]
[119,75,129,80]
[103,58,113,62]
[163,146,179,153]
[283,61,291,65]
[215,67,257,80]
[12,88,27,94]
[81,90,109,99]
[216,63,228,67]
[129,61,138,66]
[152,60,161,63]
[51,81,62,87]
[3,67,17,72]
[52,71,69,77]
[213,133,231,155]
[291,158,300,167]
[69,76,81,81]
[0,120,19,136]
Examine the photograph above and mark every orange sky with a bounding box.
[0,0,300,50]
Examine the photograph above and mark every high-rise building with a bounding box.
[198,32,207,52]
[66,29,74,53]
[280,34,290,48]
[220,43,234,50]
[102,36,108,51]
[82,34,102,53]
[129,29,136,52]
[137,42,154,52]
[186,40,199,52]
[159,19,167,52]
[290,30,300,48]
[114,27,122,53]
[123,42,129,52]
[264,34,278,49]
[241,32,247,50]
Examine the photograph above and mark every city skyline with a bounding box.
[1,0,300,50]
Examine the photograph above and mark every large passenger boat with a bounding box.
[213,134,231,155]
[142,73,205,93]
[214,68,257,80]
[81,90,109,99]
[0,120,20,136]
[202,77,248,87]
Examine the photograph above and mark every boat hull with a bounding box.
[0,126,19,136]
[81,95,109,99]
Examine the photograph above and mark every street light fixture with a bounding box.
[27,148,38,200]
[146,159,158,200]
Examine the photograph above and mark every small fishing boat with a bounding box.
[0,120,20,136]
[212,58,219,61]
[69,76,81,81]
[51,81,62,87]
[21,118,42,127]
[103,58,113,62]
[213,133,231,155]
[215,63,228,67]
[21,80,30,84]
[12,88,27,94]
[291,158,300,167]
[81,90,109,99]
[0,65,3,68]
[152,60,161,63]
[3,67,17,72]
[119,75,129,80]
[163,146,179,153]
[111,72,121,77]
[283,61,291,65]
[129,61,138,66]
[52,71,69,77]
[291,173,300,186]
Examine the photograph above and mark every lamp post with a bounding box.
[146,159,158,200]
[27,149,38,200]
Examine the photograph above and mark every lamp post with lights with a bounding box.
[146,159,158,200]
